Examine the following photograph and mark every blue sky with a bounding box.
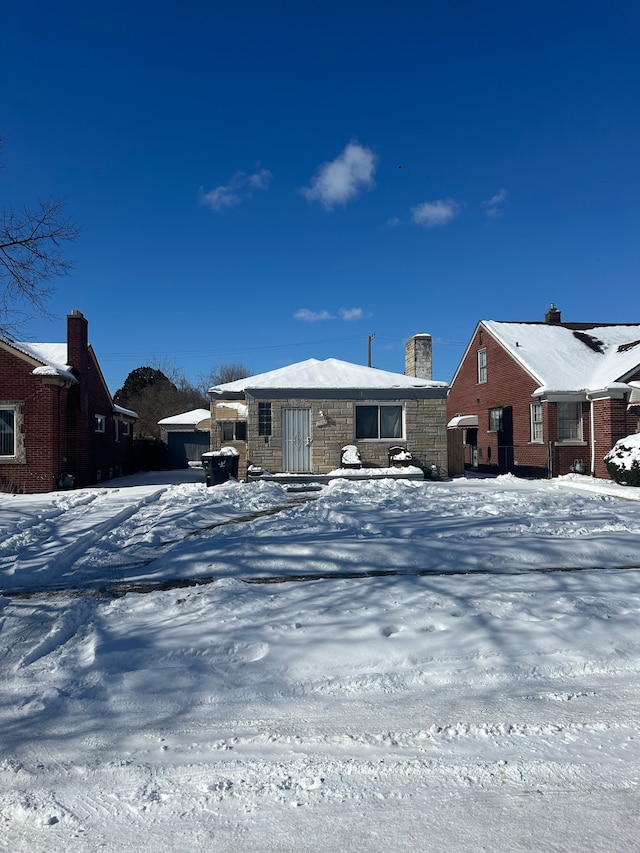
[3,0,638,394]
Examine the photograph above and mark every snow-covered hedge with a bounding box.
[604,433,640,487]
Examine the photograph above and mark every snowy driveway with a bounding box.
[1,472,640,851]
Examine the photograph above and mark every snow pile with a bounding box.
[1,471,640,851]
[604,432,640,485]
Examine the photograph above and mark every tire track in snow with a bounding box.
[0,488,168,594]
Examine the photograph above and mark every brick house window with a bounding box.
[530,403,543,443]
[488,407,503,432]
[355,405,403,440]
[95,414,106,433]
[0,407,16,456]
[122,422,131,436]
[557,402,582,441]
[477,349,487,384]
[221,421,247,441]
[258,403,272,436]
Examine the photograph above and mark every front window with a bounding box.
[258,402,272,436]
[355,405,403,440]
[0,407,16,456]
[489,407,503,432]
[530,403,543,443]
[220,421,247,442]
[557,402,582,441]
[95,415,106,433]
[477,349,487,384]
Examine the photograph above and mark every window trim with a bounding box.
[529,402,543,443]
[354,403,404,441]
[477,348,487,384]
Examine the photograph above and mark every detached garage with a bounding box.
[158,408,211,468]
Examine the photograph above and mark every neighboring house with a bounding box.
[0,310,137,493]
[158,408,212,468]
[208,334,449,480]
[447,305,640,479]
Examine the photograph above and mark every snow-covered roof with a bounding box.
[158,408,211,427]
[483,321,640,393]
[209,358,448,395]
[114,404,138,419]
[5,340,78,384]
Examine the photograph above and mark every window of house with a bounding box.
[258,403,272,436]
[530,403,543,443]
[557,402,583,441]
[489,407,503,432]
[477,349,487,384]
[220,421,247,441]
[95,415,106,433]
[355,405,403,440]
[122,422,131,437]
[0,407,16,457]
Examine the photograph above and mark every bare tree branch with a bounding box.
[0,139,80,337]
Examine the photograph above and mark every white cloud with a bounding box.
[339,307,363,321]
[301,142,377,210]
[294,309,335,322]
[200,168,272,211]
[386,216,401,228]
[411,198,461,229]
[294,307,364,322]
[483,188,509,219]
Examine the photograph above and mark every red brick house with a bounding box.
[0,310,137,493]
[447,305,640,480]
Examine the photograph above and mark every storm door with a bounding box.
[282,408,312,472]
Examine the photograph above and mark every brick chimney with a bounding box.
[545,303,562,324]
[67,309,89,372]
[405,333,432,380]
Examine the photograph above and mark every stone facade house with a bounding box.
[0,310,137,493]
[208,334,448,480]
[447,305,640,479]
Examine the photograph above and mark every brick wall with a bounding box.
[0,314,135,493]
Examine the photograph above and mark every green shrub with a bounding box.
[604,435,640,486]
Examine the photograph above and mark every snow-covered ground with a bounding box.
[1,470,640,852]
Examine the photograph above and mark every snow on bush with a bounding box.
[604,432,640,486]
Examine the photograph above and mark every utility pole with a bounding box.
[367,333,376,367]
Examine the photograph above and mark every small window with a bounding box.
[477,349,487,384]
[220,421,247,442]
[95,415,106,433]
[530,403,543,443]
[355,405,403,440]
[557,402,582,442]
[0,407,16,457]
[122,422,131,437]
[258,403,272,436]
[489,407,503,432]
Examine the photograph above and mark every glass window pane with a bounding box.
[0,409,15,456]
[380,406,402,438]
[355,406,378,439]
[236,422,247,441]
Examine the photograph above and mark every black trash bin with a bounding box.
[202,450,240,486]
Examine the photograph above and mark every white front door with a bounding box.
[282,408,312,472]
